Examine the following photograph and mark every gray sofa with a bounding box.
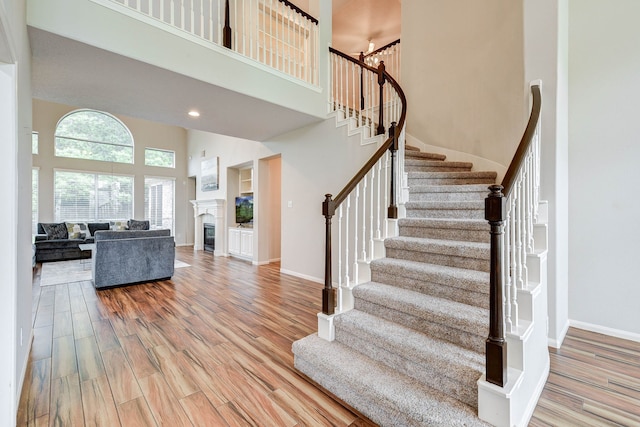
[92,229,175,289]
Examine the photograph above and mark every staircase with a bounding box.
[293,146,498,426]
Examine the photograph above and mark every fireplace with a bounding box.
[203,223,215,252]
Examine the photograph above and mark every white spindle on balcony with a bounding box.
[98,0,319,85]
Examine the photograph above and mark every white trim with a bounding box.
[279,268,322,284]
[548,318,570,349]
[89,0,322,90]
[570,320,640,344]
[0,1,17,63]
[16,330,34,407]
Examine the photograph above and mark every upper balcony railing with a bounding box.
[95,0,319,85]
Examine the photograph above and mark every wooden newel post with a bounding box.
[223,0,232,49]
[376,61,386,135]
[322,194,336,315]
[359,52,365,111]
[485,184,507,387]
[387,122,398,219]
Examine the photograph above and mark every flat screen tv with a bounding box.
[235,195,254,225]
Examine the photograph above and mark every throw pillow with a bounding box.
[66,222,88,239]
[42,223,68,240]
[109,220,128,231]
[88,222,110,236]
[128,219,150,230]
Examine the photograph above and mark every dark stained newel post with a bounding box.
[376,61,386,135]
[388,122,398,219]
[485,185,507,387]
[322,194,336,315]
[223,0,232,49]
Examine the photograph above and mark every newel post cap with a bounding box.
[485,185,506,222]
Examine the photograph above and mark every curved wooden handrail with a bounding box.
[364,39,401,58]
[501,84,542,196]
[326,49,407,212]
[278,0,318,24]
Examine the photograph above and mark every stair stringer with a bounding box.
[477,202,550,427]
[328,109,386,146]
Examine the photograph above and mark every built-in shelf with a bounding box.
[239,167,253,195]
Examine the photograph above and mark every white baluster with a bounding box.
[353,184,360,284]
[361,175,368,262]
[376,159,382,240]
[338,204,343,290]
[509,194,519,329]
[369,166,375,258]
[344,195,350,288]
[519,176,528,287]
[181,0,185,30]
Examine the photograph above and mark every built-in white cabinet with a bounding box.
[228,227,253,260]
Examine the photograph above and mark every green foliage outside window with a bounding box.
[145,148,175,168]
[55,110,134,163]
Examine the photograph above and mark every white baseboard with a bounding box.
[548,319,570,349]
[175,243,193,247]
[570,320,640,343]
[279,268,323,284]
[16,330,34,404]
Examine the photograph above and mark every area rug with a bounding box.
[40,259,191,287]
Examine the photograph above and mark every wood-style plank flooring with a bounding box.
[529,327,640,426]
[17,247,640,426]
[18,247,376,426]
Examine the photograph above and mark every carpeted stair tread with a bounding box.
[410,184,492,194]
[353,282,489,338]
[293,334,489,426]
[399,217,488,230]
[398,218,490,243]
[385,236,490,261]
[404,150,447,161]
[405,159,473,172]
[370,257,489,294]
[334,310,483,407]
[405,145,420,151]
[405,200,485,210]
[408,171,497,179]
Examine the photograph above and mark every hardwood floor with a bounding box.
[18,247,376,427]
[530,327,640,426]
[18,247,640,426]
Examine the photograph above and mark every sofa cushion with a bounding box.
[41,223,68,240]
[66,222,88,239]
[128,219,150,230]
[88,222,110,236]
[109,220,128,231]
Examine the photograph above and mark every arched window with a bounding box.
[55,109,134,164]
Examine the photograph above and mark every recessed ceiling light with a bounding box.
[188,110,200,117]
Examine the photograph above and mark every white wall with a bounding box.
[188,117,382,281]
[523,0,570,347]
[0,0,32,423]
[568,0,640,338]
[401,0,526,167]
[32,99,191,245]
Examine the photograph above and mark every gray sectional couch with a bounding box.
[92,229,175,289]
[34,222,110,263]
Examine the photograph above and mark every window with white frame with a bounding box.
[145,177,175,234]
[145,148,175,168]
[55,110,134,164]
[54,170,133,222]
[32,168,38,234]
[32,132,38,155]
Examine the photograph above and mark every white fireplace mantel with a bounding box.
[190,199,225,255]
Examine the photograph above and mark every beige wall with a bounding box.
[402,0,526,166]
[32,99,191,245]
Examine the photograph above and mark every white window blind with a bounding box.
[54,170,133,222]
[144,177,175,234]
